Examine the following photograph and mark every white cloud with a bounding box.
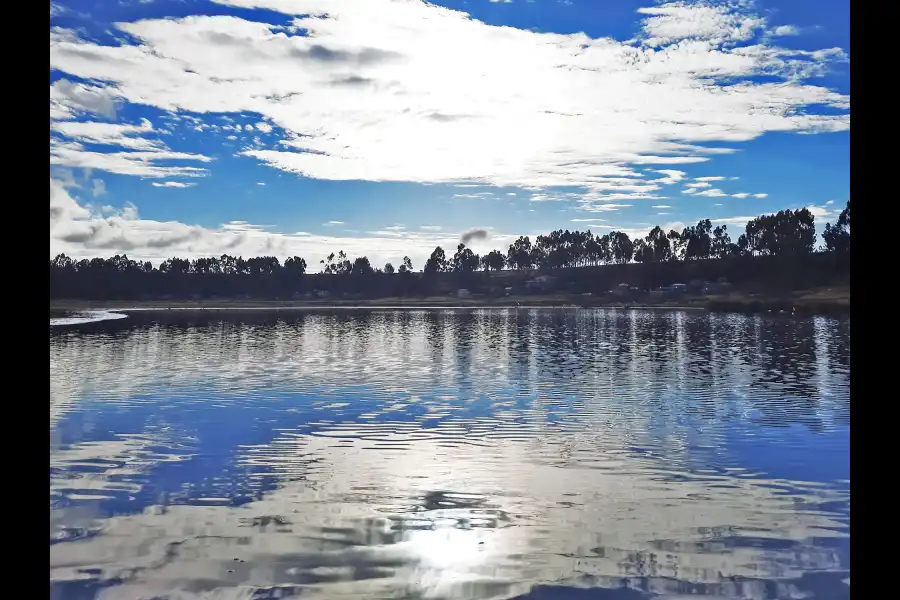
[652,204,672,209]
[506,192,516,196]
[51,119,160,150]
[48,0,848,198]
[530,192,577,202]
[684,182,712,189]
[711,215,755,225]
[637,2,765,47]
[51,167,80,189]
[805,204,835,221]
[729,44,849,85]
[49,177,520,271]
[323,220,345,226]
[91,179,106,198]
[50,118,213,178]
[151,181,197,188]
[454,192,493,199]
[617,220,686,242]
[50,178,90,227]
[772,25,800,37]
[694,176,725,182]
[569,218,607,222]
[753,193,768,198]
[578,203,632,212]
[652,169,686,185]
[590,192,661,201]
[731,192,750,198]
[694,188,727,197]
[48,1,849,260]
[256,182,266,186]
[50,78,119,120]
[825,200,834,205]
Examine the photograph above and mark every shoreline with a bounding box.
[51,287,849,317]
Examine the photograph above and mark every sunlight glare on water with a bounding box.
[49,309,850,600]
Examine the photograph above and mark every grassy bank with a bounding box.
[51,285,849,316]
[706,286,850,316]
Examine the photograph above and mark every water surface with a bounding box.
[50,309,850,600]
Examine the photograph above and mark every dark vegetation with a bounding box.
[50,203,849,303]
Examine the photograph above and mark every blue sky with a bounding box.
[50,0,849,270]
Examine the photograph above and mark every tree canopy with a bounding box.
[50,206,849,300]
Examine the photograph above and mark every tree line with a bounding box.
[50,202,849,300]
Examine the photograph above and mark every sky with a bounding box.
[49,0,850,271]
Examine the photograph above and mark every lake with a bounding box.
[50,309,850,600]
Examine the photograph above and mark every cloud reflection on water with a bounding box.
[49,309,850,599]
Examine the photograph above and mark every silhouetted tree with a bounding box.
[283,256,306,274]
[351,256,374,276]
[609,231,633,264]
[506,236,533,270]
[667,229,686,260]
[683,219,713,260]
[643,226,672,262]
[743,208,816,256]
[397,256,413,274]
[823,200,850,254]
[424,246,448,275]
[50,206,845,302]
[481,249,506,271]
[711,225,733,259]
[451,243,480,274]
[633,239,651,263]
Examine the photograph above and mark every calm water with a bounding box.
[50,309,850,600]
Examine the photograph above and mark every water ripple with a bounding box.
[50,310,128,327]
[49,309,849,599]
